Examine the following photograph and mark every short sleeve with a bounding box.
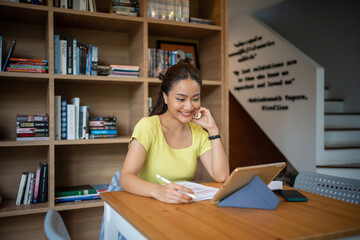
[130,117,157,152]
[190,123,211,157]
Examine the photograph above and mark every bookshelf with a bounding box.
[0,0,228,238]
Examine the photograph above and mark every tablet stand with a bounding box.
[217,175,280,210]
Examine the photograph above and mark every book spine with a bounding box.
[16,114,49,122]
[55,95,61,140]
[76,44,80,75]
[33,167,41,203]
[23,173,32,205]
[91,46,98,76]
[89,116,117,121]
[0,36,2,72]
[56,189,97,197]
[67,104,75,140]
[38,162,48,203]
[2,40,16,72]
[60,40,67,74]
[79,0,86,10]
[28,172,35,204]
[90,134,118,139]
[90,129,117,135]
[66,36,73,74]
[18,122,49,128]
[61,100,67,139]
[17,137,50,141]
[89,121,116,127]
[55,194,100,203]
[60,0,67,8]
[16,173,28,205]
[54,34,60,74]
[73,39,77,75]
[71,97,80,139]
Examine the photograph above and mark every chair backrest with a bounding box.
[44,209,71,240]
[294,171,360,205]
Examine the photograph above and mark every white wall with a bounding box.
[254,0,360,112]
[228,15,324,172]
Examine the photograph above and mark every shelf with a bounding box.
[0,2,48,25]
[54,74,146,84]
[54,10,144,33]
[0,140,50,147]
[0,200,49,218]
[148,20,221,40]
[54,136,130,145]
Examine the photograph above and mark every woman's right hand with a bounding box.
[152,183,194,204]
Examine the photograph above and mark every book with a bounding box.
[16,172,28,205]
[27,172,35,204]
[38,162,48,203]
[55,184,97,197]
[91,46,98,76]
[33,166,41,203]
[91,184,109,193]
[54,35,60,74]
[55,193,100,203]
[71,97,80,139]
[16,114,49,122]
[90,129,117,135]
[0,36,3,71]
[66,36,73,74]
[23,173,32,205]
[2,40,16,71]
[61,99,67,139]
[73,38,77,75]
[55,95,61,140]
[67,104,75,140]
[81,106,89,139]
[60,40,67,74]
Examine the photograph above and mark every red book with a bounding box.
[9,58,48,63]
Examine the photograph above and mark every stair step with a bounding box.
[325,145,360,150]
[316,167,360,180]
[317,163,360,168]
[324,100,344,113]
[319,148,360,165]
[325,113,360,128]
[325,130,360,146]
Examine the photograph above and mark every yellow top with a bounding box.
[130,115,212,184]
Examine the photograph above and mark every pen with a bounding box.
[156,174,197,199]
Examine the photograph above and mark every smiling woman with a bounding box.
[119,63,229,204]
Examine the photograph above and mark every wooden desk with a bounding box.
[101,183,360,240]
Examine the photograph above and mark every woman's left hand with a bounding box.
[191,107,218,134]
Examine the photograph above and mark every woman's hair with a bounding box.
[150,63,202,116]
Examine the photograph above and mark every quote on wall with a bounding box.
[229,36,308,111]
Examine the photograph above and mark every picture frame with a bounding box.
[156,41,200,69]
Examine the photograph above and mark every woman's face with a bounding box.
[163,78,201,123]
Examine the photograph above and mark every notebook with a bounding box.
[210,162,286,204]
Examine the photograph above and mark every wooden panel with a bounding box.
[0,78,49,140]
[0,3,47,25]
[190,0,222,26]
[229,92,287,171]
[61,207,103,240]
[129,23,145,76]
[0,212,46,239]
[199,31,221,81]
[55,144,127,188]
[0,21,47,60]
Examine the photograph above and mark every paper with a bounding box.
[176,181,219,201]
[267,181,283,191]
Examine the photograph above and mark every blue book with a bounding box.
[90,129,117,135]
[55,193,100,203]
[54,35,60,74]
[61,100,67,140]
[2,40,16,71]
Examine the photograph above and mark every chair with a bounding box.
[99,170,126,240]
[44,209,71,240]
[294,171,360,204]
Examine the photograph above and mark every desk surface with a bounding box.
[101,183,360,240]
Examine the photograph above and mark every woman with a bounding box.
[120,63,229,204]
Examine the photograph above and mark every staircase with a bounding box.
[316,88,360,179]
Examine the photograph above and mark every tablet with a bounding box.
[210,162,286,204]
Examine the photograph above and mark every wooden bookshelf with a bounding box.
[0,0,228,238]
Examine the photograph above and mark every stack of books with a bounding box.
[55,184,109,203]
[16,114,49,141]
[148,48,178,78]
[108,65,140,77]
[111,0,139,17]
[6,58,48,73]
[16,162,48,205]
[89,116,118,139]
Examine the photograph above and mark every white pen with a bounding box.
[156,174,197,200]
